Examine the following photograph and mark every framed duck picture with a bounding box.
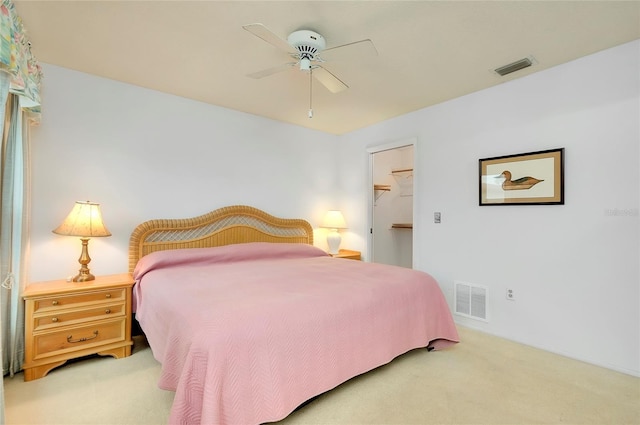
[479,148,564,205]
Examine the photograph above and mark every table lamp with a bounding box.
[52,201,112,282]
[321,210,347,255]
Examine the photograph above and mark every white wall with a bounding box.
[28,41,639,376]
[340,40,640,376]
[29,64,339,282]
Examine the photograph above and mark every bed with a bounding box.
[129,205,459,425]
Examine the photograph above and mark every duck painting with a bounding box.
[498,170,544,191]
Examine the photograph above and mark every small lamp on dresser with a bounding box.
[321,210,347,255]
[52,200,111,282]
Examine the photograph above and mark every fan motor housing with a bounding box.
[287,30,326,59]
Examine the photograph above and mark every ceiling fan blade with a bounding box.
[242,23,294,54]
[247,62,296,79]
[313,66,348,93]
[321,39,378,62]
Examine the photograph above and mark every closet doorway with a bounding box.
[368,139,415,268]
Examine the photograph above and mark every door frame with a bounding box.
[367,137,417,265]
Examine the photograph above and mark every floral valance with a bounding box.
[0,0,42,116]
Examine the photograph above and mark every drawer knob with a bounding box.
[51,317,59,323]
[105,294,112,299]
[67,330,99,344]
[52,300,59,306]
[105,309,111,314]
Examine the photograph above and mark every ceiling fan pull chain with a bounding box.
[308,67,313,118]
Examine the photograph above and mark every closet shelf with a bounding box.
[391,223,413,229]
[391,168,413,177]
[391,168,413,196]
[374,184,391,203]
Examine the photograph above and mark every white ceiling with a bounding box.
[14,1,640,135]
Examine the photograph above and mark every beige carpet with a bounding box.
[4,326,639,425]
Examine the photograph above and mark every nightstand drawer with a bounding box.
[32,318,126,361]
[33,303,126,331]
[33,288,126,312]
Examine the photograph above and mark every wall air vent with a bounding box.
[494,57,533,76]
[454,281,488,321]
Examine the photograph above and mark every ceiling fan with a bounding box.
[242,23,378,101]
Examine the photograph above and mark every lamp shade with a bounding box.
[321,210,347,230]
[53,201,111,237]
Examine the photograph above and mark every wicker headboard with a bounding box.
[128,205,314,273]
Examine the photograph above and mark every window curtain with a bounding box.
[1,87,30,375]
[0,69,9,425]
[0,86,33,424]
[0,0,42,422]
[1,0,43,115]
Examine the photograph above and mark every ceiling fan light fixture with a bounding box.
[243,23,373,95]
[300,57,311,71]
[287,30,326,60]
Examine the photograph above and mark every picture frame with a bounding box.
[479,148,564,206]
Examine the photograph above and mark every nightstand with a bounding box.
[329,249,361,260]
[22,273,134,381]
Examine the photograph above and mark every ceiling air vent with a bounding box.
[494,57,533,76]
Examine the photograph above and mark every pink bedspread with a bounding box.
[133,242,459,425]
